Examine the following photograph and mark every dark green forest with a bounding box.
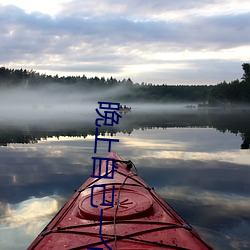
[0,63,250,104]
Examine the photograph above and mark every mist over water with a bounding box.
[1,84,250,148]
[0,84,197,124]
[0,85,98,122]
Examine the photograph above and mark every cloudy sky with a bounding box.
[0,0,250,85]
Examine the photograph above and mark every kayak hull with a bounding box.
[28,152,213,249]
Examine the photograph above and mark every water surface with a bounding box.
[0,105,250,249]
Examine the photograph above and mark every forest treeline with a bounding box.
[0,63,249,104]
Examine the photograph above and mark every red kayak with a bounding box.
[28,152,213,249]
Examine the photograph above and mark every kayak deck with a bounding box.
[28,152,213,249]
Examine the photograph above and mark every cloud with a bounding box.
[0,1,250,84]
[58,0,239,19]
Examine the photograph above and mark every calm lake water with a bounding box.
[0,104,250,249]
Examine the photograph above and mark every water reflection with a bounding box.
[0,196,59,228]
[0,107,250,149]
[0,196,62,250]
[0,107,250,249]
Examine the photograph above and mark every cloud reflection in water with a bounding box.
[0,126,250,249]
[0,196,61,250]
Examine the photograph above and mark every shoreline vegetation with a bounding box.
[0,63,250,105]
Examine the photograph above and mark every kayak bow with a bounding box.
[28,152,213,249]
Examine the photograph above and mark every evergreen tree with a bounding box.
[242,63,250,83]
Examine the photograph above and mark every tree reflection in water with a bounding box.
[0,108,249,149]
